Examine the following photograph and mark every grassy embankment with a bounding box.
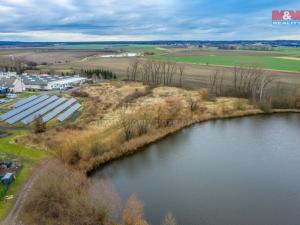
[0,130,46,219]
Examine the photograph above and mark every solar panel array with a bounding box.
[13,95,38,108]
[0,95,49,121]
[57,103,81,122]
[0,95,81,125]
[43,98,77,122]
[21,97,66,125]
[6,96,59,125]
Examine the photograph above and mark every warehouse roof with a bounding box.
[20,74,86,86]
[0,77,18,88]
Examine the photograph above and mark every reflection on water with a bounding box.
[93,114,300,225]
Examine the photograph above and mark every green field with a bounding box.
[274,47,300,55]
[152,55,300,72]
[0,130,46,219]
[61,44,300,72]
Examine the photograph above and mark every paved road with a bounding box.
[0,160,51,225]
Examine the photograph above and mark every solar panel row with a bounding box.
[13,95,38,108]
[43,98,77,122]
[21,97,66,124]
[57,103,81,122]
[0,95,49,121]
[6,96,58,124]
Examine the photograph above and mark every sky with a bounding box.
[0,0,300,41]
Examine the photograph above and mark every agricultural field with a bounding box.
[151,54,300,72]
[0,48,96,65]
[146,46,300,72]
[36,51,300,92]
[1,44,300,91]
[62,44,167,54]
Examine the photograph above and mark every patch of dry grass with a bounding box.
[18,81,261,173]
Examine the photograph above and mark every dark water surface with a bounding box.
[92,114,300,225]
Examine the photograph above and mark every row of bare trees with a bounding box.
[0,58,29,73]
[209,64,300,109]
[126,59,185,86]
[209,64,274,101]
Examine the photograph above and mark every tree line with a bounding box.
[126,59,185,86]
[208,64,300,110]
[0,58,28,74]
[81,69,117,80]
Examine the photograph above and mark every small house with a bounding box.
[0,77,25,93]
[1,173,15,186]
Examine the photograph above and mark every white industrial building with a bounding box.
[0,72,18,78]
[20,74,87,90]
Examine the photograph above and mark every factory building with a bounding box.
[20,74,87,90]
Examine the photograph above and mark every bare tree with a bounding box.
[209,64,274,102]
[127,59,141,81]
[178,64,185,87]
[187,96,199,112]
[22,160,107,225]
[122,194,149,225]
[88,179,122,222]
[34,116,47,133]
[162,211,177,225]
[119,111,135,141]
[126,59,181,86]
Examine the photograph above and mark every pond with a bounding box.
[92,114,300,225]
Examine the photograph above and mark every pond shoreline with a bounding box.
[92,112,300,225]
[87,108,300,175]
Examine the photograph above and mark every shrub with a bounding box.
[88,137,105,157]
[119,112,136,141]
[201,89,209,100]
[271,97,290,109]
[60,141,82,165]
[71,91,89,98]
[258,101,272,113]
[122,87,152,105]
[21,160,107,225]
[122,194,149,225]
[136,119,149,136]
[123,89,145,104]
[162,211,177,225]
[233,99,247,110]
[187,97,199,112]
[34,117,46,133]
[154,97,183,128]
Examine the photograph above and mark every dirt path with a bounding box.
[0,159,51,225]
